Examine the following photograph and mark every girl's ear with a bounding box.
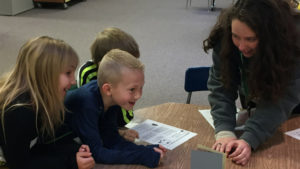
[102,83,112,96]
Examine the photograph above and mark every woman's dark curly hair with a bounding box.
[203,0,300,102]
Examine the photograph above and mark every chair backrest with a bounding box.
[184,66,210,103]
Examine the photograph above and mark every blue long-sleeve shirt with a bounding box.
[64,80,160,168]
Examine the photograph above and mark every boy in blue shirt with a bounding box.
[77,27,140,142]
[65,49,166,168]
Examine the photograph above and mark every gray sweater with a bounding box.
[207,19,300,150]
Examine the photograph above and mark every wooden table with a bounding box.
[95,102,300,169]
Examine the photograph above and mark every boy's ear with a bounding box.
[101,83,112,96]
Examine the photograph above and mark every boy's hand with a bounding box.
[77,145,95,169]
[212,137,237,153]
[119,129,139,142]
[226,139,251,166]
[157,144,167,153]
[153,145,167,164]
[79,144,90,152]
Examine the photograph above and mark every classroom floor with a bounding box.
[0,0,234,109]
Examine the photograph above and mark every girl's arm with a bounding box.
[1,106,37,169]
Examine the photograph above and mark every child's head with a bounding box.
[98,49,144,110]
[15,36,78,101]
[90,27,140,66]
[0,36,78,136]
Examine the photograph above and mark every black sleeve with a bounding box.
[1,106,37,169]
[30,141,80,169]
[1,106,80,169]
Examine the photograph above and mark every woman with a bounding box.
[203,0,300,165]
[0,36,95,169]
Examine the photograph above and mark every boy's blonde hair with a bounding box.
[90,27,140,66]
[0,36,78,138]
[97,49,144,87]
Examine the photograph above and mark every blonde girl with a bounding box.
[0,36,95,169]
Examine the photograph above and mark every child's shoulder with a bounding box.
[65,80,103,111]
[68,80,99,100]
[77,60,98,87]
[79,60,96,71]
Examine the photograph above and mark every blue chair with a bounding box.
[184,67,210,104]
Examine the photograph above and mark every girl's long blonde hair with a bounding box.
[0,36,78,138]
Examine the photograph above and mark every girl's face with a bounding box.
[110,68,144,111]
[58,64,76,99]
[231,19,259,58]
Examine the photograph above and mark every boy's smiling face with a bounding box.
[110,67,144,110]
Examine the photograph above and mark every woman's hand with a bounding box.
[226,139,251,166]
[119,129,139,142]
[212,137,237,153]
[76,145,95,169]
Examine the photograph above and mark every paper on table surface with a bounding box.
[125,121,139,129]
[198,109,214,128]
[198,109,244,130]
[130,119,197,150]
[285,128,300,140]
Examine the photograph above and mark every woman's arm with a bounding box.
[208,47,240,134]
[240,63,300,149]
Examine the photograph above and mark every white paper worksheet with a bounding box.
[198,109,215,129]
[131,119,197,150]
[198,109,244,130]
[285,128,300,140]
